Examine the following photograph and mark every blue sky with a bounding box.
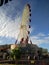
[0,0,49,51]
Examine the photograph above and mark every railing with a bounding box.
[0,60,49,65]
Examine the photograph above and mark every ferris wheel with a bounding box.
[15,4,31,44]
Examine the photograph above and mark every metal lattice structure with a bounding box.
[15,4,31,46]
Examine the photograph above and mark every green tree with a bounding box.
[10,47,21,60]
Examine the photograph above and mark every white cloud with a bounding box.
[48,34,49,36]
[30,33,49,45]
[0,14,21,39]
[36,33,45,37]
[0,0,22,39]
